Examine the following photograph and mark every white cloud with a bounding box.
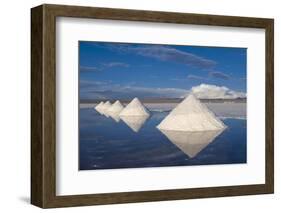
[80,62,129,72]
[191,84,246,99]
[102,62,129,68]
[100,44,216,69]
[208,71,230,80]
[80,80,188,100]
[80,66,101,72]
[80,81,246,100]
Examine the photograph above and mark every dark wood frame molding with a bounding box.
[31,4,274,208]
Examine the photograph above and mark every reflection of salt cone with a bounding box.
[101,101,112,117]
[158,129,224,158]
[105,100,124,121]
[157,94,226,131]
[121,115,149,132]
[109,112,121,122]
[103,112,110,118]
[95,108,104,115]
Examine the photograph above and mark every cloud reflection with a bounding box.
[108,112,121,122]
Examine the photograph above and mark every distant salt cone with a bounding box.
[107,100,124,114]
[95,101,103,109]
[158,129,224,158]
[95,101,104,114]
[97,101,107,115]
[121,115,149,132]
[107,100,124,122]
[157,94,226,131]
[110,113,121,122]
[119,98,150,116]
[102,101,112,117]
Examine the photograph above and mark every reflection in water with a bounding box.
[102,108,111,118]
[108,112,121,122]
[95,107,104,115]
[100,101,112,117]
[121,115,149,132]
[103,111,110,118]
[158,129,224,158]
[80,109,247,170]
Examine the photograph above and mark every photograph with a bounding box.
[79,41,247,170]
[29,3,274,208]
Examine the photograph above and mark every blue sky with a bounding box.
[79,41,246,100]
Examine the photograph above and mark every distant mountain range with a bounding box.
[80,97,247,104]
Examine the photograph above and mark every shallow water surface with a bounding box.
[79,107,247,170]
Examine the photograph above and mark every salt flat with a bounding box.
[206,103,246,119]
[145,102,246,119]
[80,102,246,119]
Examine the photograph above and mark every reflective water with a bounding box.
[79,108,247,170]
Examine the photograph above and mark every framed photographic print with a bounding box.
[31,4,274,208]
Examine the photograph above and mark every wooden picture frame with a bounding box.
[31,4,274,208]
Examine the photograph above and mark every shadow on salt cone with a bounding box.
[158,129,224,158]
[121,115,149,132]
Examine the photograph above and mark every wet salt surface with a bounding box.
[79,103,246,170]
[81,102,246,119]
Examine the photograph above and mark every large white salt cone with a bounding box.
[102,101,112,117]
[119,97,150,117]
[158,129,224,158]
[157,94,226,131]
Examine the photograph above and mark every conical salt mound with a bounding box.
[157,94,226,131]
[107,100,124,114]
[95,101,104,110]
[102,101,111,110]
[102,101,112,117]
[95,101,104,109]
[95,102,104,114]
[107,100,124,122]
[119,98,150,116]
[158,129,224,158]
